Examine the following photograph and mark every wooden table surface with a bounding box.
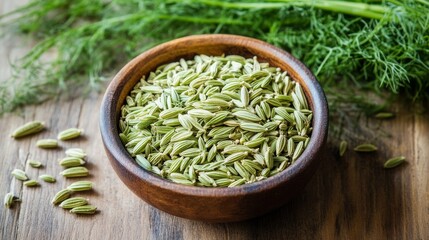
[1,1,428,239]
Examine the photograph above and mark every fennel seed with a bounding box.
[65,148,87,158]
[60,167,89,178]
[384,156,406,169]
[11,169,28,181]
[374,112,395,119]
[69,205,97,215]
[23,179,39,187]
[52,189,72,204]
[354,143,378,152]
[39,174,56,183]
[36,139,58,149]
[4,193,20,208]
[11,121,45,138]
[339,140,348,157]
[119,55,313,187]
[58,128,84,140]
[28,159,43,168]
[59,197,88,209]
[67,181,93,192]
[59,157,86,167]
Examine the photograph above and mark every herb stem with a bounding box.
[416,0,429,6]
[187,0,389,19]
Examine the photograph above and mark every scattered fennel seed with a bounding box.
[28,159,43,168]
[36,139,58,149]
[39,174,56,183]
[58,128,84,140]
[354,143,378,152]
[384,156,406,169]
[11,121,45,138]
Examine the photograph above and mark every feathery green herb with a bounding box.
[0,0,428,113]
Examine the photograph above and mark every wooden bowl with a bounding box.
[100,34,328,222]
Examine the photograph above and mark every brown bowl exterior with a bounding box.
[100,34,328,222]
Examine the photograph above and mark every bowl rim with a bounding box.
[100,34,328,197]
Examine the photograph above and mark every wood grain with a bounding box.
[1,0,428,239]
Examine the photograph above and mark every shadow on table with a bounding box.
[148,139,407,239]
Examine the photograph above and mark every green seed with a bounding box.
[374,112,395,119]
[59,197,88,209]
[186,115,205,131]
[264,147,274,169]
[198,172,217,187]
[224,152,248,164]
[241,160,257,175]
[52,189,72,204]
[136,154,152,171]
[233,111,261,122]
[159,107,185,119]
[24,179,39,187]
[168,172,189,181]
[339,140,348,157]
[57,128,84,140]
[244,138,266,148]
[274,107,294,123]
[253,154,265,166]
[261,168,270,177]
[294,83,308,109]
[208,126,235,137]
[234,162,250,180]
[242,159,263,171]
[384,156,406,169]
[70,205,97,214]
[168,158,184,173]
[160,129,175,146]
[153,125,174,134]
[170,131,194,142]
[222,145,254,154]
[179,148,201,157]
[60,167,89,178]
[59,157,86,167]
[140,85,163,93]
[39,174,56,183]
[178,114,193,130]
[240,86,249,107]
[205,171,230,179]
[65,148,87,158]
[205,111,230,126]
[36,139,58,149]
[131,136,152,155]
[276,135,286,156]
[11,121,45,138]
[291,135,307,142]
[216,140,234,150]
[287,138,295,157]
[67,181,93,191]
[354,143,378,152]
[170,140,196,156]
[170,178,195,185]
[188,109,215,118]
[4,193,20,208]
[292,141,304,162]
[239,122,267,133]
[203,98,231,107]
[11,169,28,181]
[148,153,165,165]
[228,178,246,187]
[136,116,158,129]
[28,159,43,168]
